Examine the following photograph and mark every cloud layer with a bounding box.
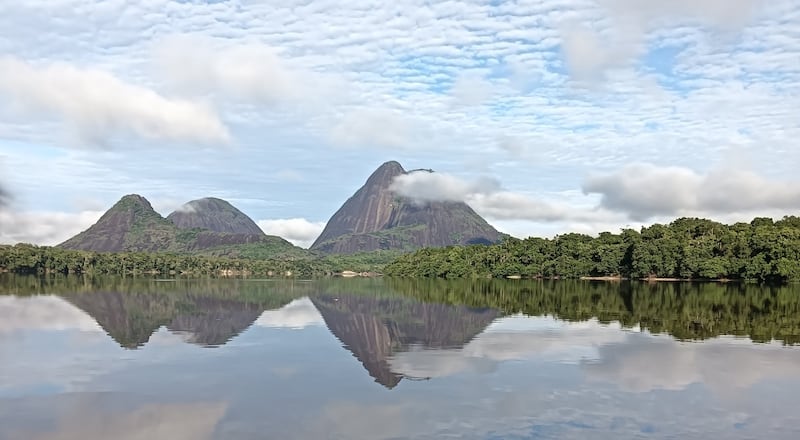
[257,218,326,248]
[584,164,800,221]
[0,210,103,246]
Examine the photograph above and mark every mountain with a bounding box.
[167,197,264,235]
[59,194,177,253]
[59,194,307,258]
[311,161,501,254]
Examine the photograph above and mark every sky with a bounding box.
[0,0,799,248]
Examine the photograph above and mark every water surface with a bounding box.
[1,276,799,439]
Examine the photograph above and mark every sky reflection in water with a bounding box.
[1,277,799,440]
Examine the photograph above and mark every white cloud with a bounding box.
[450,71,494,106]
[257,218,325,248]
[583,163,800,221]
[389,170,501,202]
[389,170,623,225]
[154,34,343,107]
[560,0,769,80]
[329,108,421,149]
[255,297,324,330]
[0,210,103,245]
[0,56,230,146]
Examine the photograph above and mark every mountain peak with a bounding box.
[59,194,174,252]
[310,161,500,253]
[167,197,264,235]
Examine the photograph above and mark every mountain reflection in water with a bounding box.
[2,275,800,440]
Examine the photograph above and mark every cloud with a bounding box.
[257,218,325,248]
[255,297,324,330]
[0,56,230,146]
[0,210,103,245]
[329,109,420,149]
[154,34,342,107]
[390,170,621,224]
[560,0,768,80]
[450,71,494,106]
[389,171,501,202]
[583,164,800,221]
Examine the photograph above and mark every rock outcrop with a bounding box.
[311,161,500,254]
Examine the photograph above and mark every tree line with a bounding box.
[385,216,800,282]
[0,243,397,278]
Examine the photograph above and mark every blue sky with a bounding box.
[1,0,799,247]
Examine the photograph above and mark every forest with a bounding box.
[385,216,800,282]
[0,243,397,278]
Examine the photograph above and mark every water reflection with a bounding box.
[2,275,800,439]
[312,294,498,388]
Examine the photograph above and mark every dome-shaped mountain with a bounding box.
[311,161,500,254]
[167,197,264,235]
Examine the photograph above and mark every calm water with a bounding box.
[1,275,800,440]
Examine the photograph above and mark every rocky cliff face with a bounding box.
[167,197,264,235]
[311,161,500,254]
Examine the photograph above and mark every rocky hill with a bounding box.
[311,161,500,254]
[167,197,264,235]
[59,195,178,253]
[59,194,307,258]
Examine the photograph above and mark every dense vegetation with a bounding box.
[0,244,400,277]
[385,217,800,282]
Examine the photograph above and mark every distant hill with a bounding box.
[59,194,178,253]
[167,197,264,235]
[59,194,308,259]
[311,161,500,254]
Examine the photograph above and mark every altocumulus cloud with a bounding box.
[560,0,767,81]
[257,218,326,248]
[583,163,800,221]
[0,56,230,146]
[154,34,343,107]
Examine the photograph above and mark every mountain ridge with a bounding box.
[58,194,306,258]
